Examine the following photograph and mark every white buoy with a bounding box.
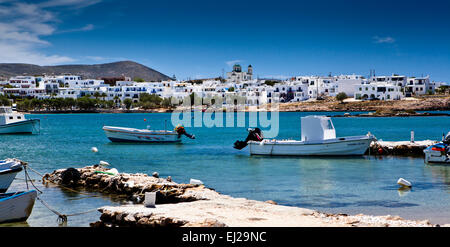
[91,147,98,153]
[99,160,110,166]
[397,178,412,188]
[190,178,203,185]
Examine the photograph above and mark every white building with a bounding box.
[354,83,402,101]
[404,76,432,96]
[226,64,253,83]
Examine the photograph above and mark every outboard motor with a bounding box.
[175,125,195,139]
[443,132,450,155]
[233,128,263,150]
[443,132,450,145]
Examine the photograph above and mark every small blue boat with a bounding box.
[0,190,37,223]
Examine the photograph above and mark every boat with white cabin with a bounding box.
[234,115,375,156]
[103,124,195,143]
[0,106,40,134]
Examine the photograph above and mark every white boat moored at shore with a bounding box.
[235,115,375,156]
[103,124,195,143]
[0,106,40,134]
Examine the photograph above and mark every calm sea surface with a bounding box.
[1,112,450,226]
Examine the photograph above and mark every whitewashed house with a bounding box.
[354,83,402,100]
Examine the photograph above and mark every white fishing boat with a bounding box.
[0,159,23,193]
[0,106,40,134]
[234,115,375,156]
[103,124,195,143]
[0,190,37,223]
[423,132,449,164]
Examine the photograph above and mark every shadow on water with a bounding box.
[0,221,30,227]
[105,142,184,146]
[44,183,131,204]
[0,133,36,136]
[248,155,369,160]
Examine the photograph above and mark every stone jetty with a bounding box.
[367,140,436,156]
[43,165,441,227]
[42,165,206,203]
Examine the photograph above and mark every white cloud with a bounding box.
[85,56,106,61]
[84,55,129,62]
[0,0,101,65]
[0,41,75,64]
[59,24,94,33]
[39,0,102,9]
[225,60,243,67]
[373,36,396,44]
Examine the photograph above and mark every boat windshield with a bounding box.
[325,119,334,129]
[0,107,12,114]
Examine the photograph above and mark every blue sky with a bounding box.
[0,0,449,82]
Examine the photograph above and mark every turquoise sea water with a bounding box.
[1,112,450,226]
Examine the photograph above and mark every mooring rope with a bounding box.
[24,166,42,194]
[21,162,99,223]
[31,164,99,197]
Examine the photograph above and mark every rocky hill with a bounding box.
[0,61,173,81]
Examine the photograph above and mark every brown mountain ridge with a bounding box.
[0,61,173,81]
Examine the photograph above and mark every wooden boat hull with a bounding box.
[103,126,181,143]
[249,135,374,156]
[0,190,37,223]
[0,119,40,134]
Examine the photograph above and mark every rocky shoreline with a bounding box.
[333,112,450,118]
[43,165,445,227]
[278,96,450,112]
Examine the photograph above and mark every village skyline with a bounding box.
[0,0,449,82]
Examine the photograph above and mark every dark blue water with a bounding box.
[2,112,450,226]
